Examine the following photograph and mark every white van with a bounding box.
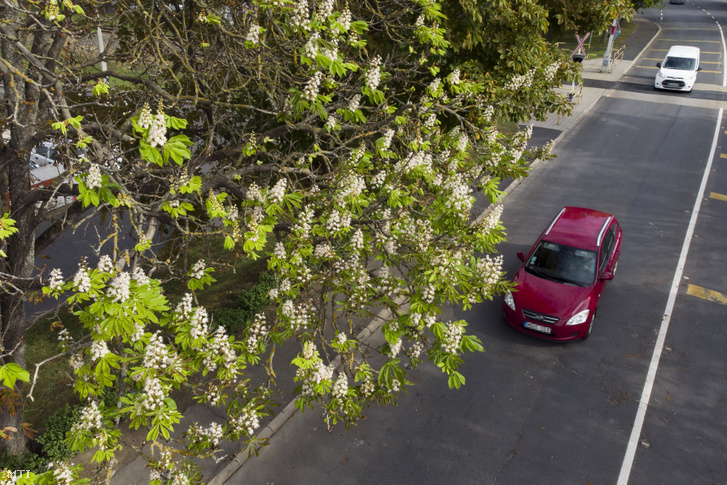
[654,45,701,92]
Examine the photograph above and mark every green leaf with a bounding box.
[0,363,30,388]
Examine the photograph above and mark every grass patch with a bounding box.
[553,20,637,61]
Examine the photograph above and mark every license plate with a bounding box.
[524,321,552,334]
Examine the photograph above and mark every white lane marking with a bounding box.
[617,108,724,485]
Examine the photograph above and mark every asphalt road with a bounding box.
[231,3,727,485]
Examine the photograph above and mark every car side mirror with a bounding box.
[698,66,703,71]
[656,62,662,68]
[517,251,526,262]
[601,271,614,281]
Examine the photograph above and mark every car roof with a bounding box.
[543,206,615,251]
[665,45,700,58]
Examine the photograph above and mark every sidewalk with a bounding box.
[97,18,661,485]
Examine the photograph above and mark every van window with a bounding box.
[664,56,697,70]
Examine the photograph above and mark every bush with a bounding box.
[35,404,81,463]
[213,271,275,332]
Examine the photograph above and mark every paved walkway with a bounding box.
[92,18,661,485]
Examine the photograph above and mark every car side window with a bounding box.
[599,225,616,274]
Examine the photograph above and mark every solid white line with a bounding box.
[718,22,727,87]
[617,108,724,485]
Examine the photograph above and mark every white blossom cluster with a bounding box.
[332,372,348,399]
[422,283,436,303]
[190,307,210,341]
[246,23,261,44]
[138,103,153,129]
[325,114,338,131]
[71,400,104,434]
[504,68,536,91]
[370,171,386,187]
[348,94,362,112]
[107,271,131,303]
[335,332,347,346]
[87,164,103,190]
[303,71,323,102]
[132,266,150,286]
[246,313,268,352]
[397,150,433,174]
[442,321,464,353]
[246,182,264,202]
[293,207,314,238]
[188,422,224,448]
[57,329,73,349]
[389,378,401,393]
[448,68,461,85]
[290,0,310,28]
[336,173,366,204]
[337,5,352,31]
[361,376,375,397]
[98,254,114,273]
[142,377,166,411]
[268,178,287,204]
[365,55,382,90]
[314,242,335,259]
[69,352,85,371]
[321,39,338,61]
[381,129,395,152]
[273,241,286,259]
[175,293,194,318]
[302,340,317,360]
[316,0,334,20]
[389,337,402,357]
[281,300,313,330]
[51,462,74,485]
[415,14,425,27]
[482,105,495,123]
[476,203,503,235]
[456,133,469,153]
[48,268,64,291]
[407,340,425,359]
[143,332,175,370]
[477,254,504,293]
[424,113,437,130]
[350,228,364,250]
[191,260,206,279]
[70,264,90,292]
[428,78,441,96]
[303,32,320,59]
[326,209,351,233]
[90,339,109,361]
[543,61,559,83]
[148,109,167,148]
[443,173,473,217]
[232,405,260,436]
[204,327,237,372]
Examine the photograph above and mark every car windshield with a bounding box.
[663,56,696,70]
[524,241,597,287]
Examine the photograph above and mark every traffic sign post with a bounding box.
[602,18,618,70]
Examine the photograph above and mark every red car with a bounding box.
[502,207,622,341]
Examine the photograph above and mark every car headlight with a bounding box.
[566,309,590,326]
[504,291,516,311]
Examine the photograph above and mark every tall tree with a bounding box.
[0,0,630,478]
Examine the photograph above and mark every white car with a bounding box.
[654,45,701,93]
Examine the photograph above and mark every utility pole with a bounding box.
[601,18,618,72]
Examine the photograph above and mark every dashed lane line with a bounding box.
[709,192,727,201]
